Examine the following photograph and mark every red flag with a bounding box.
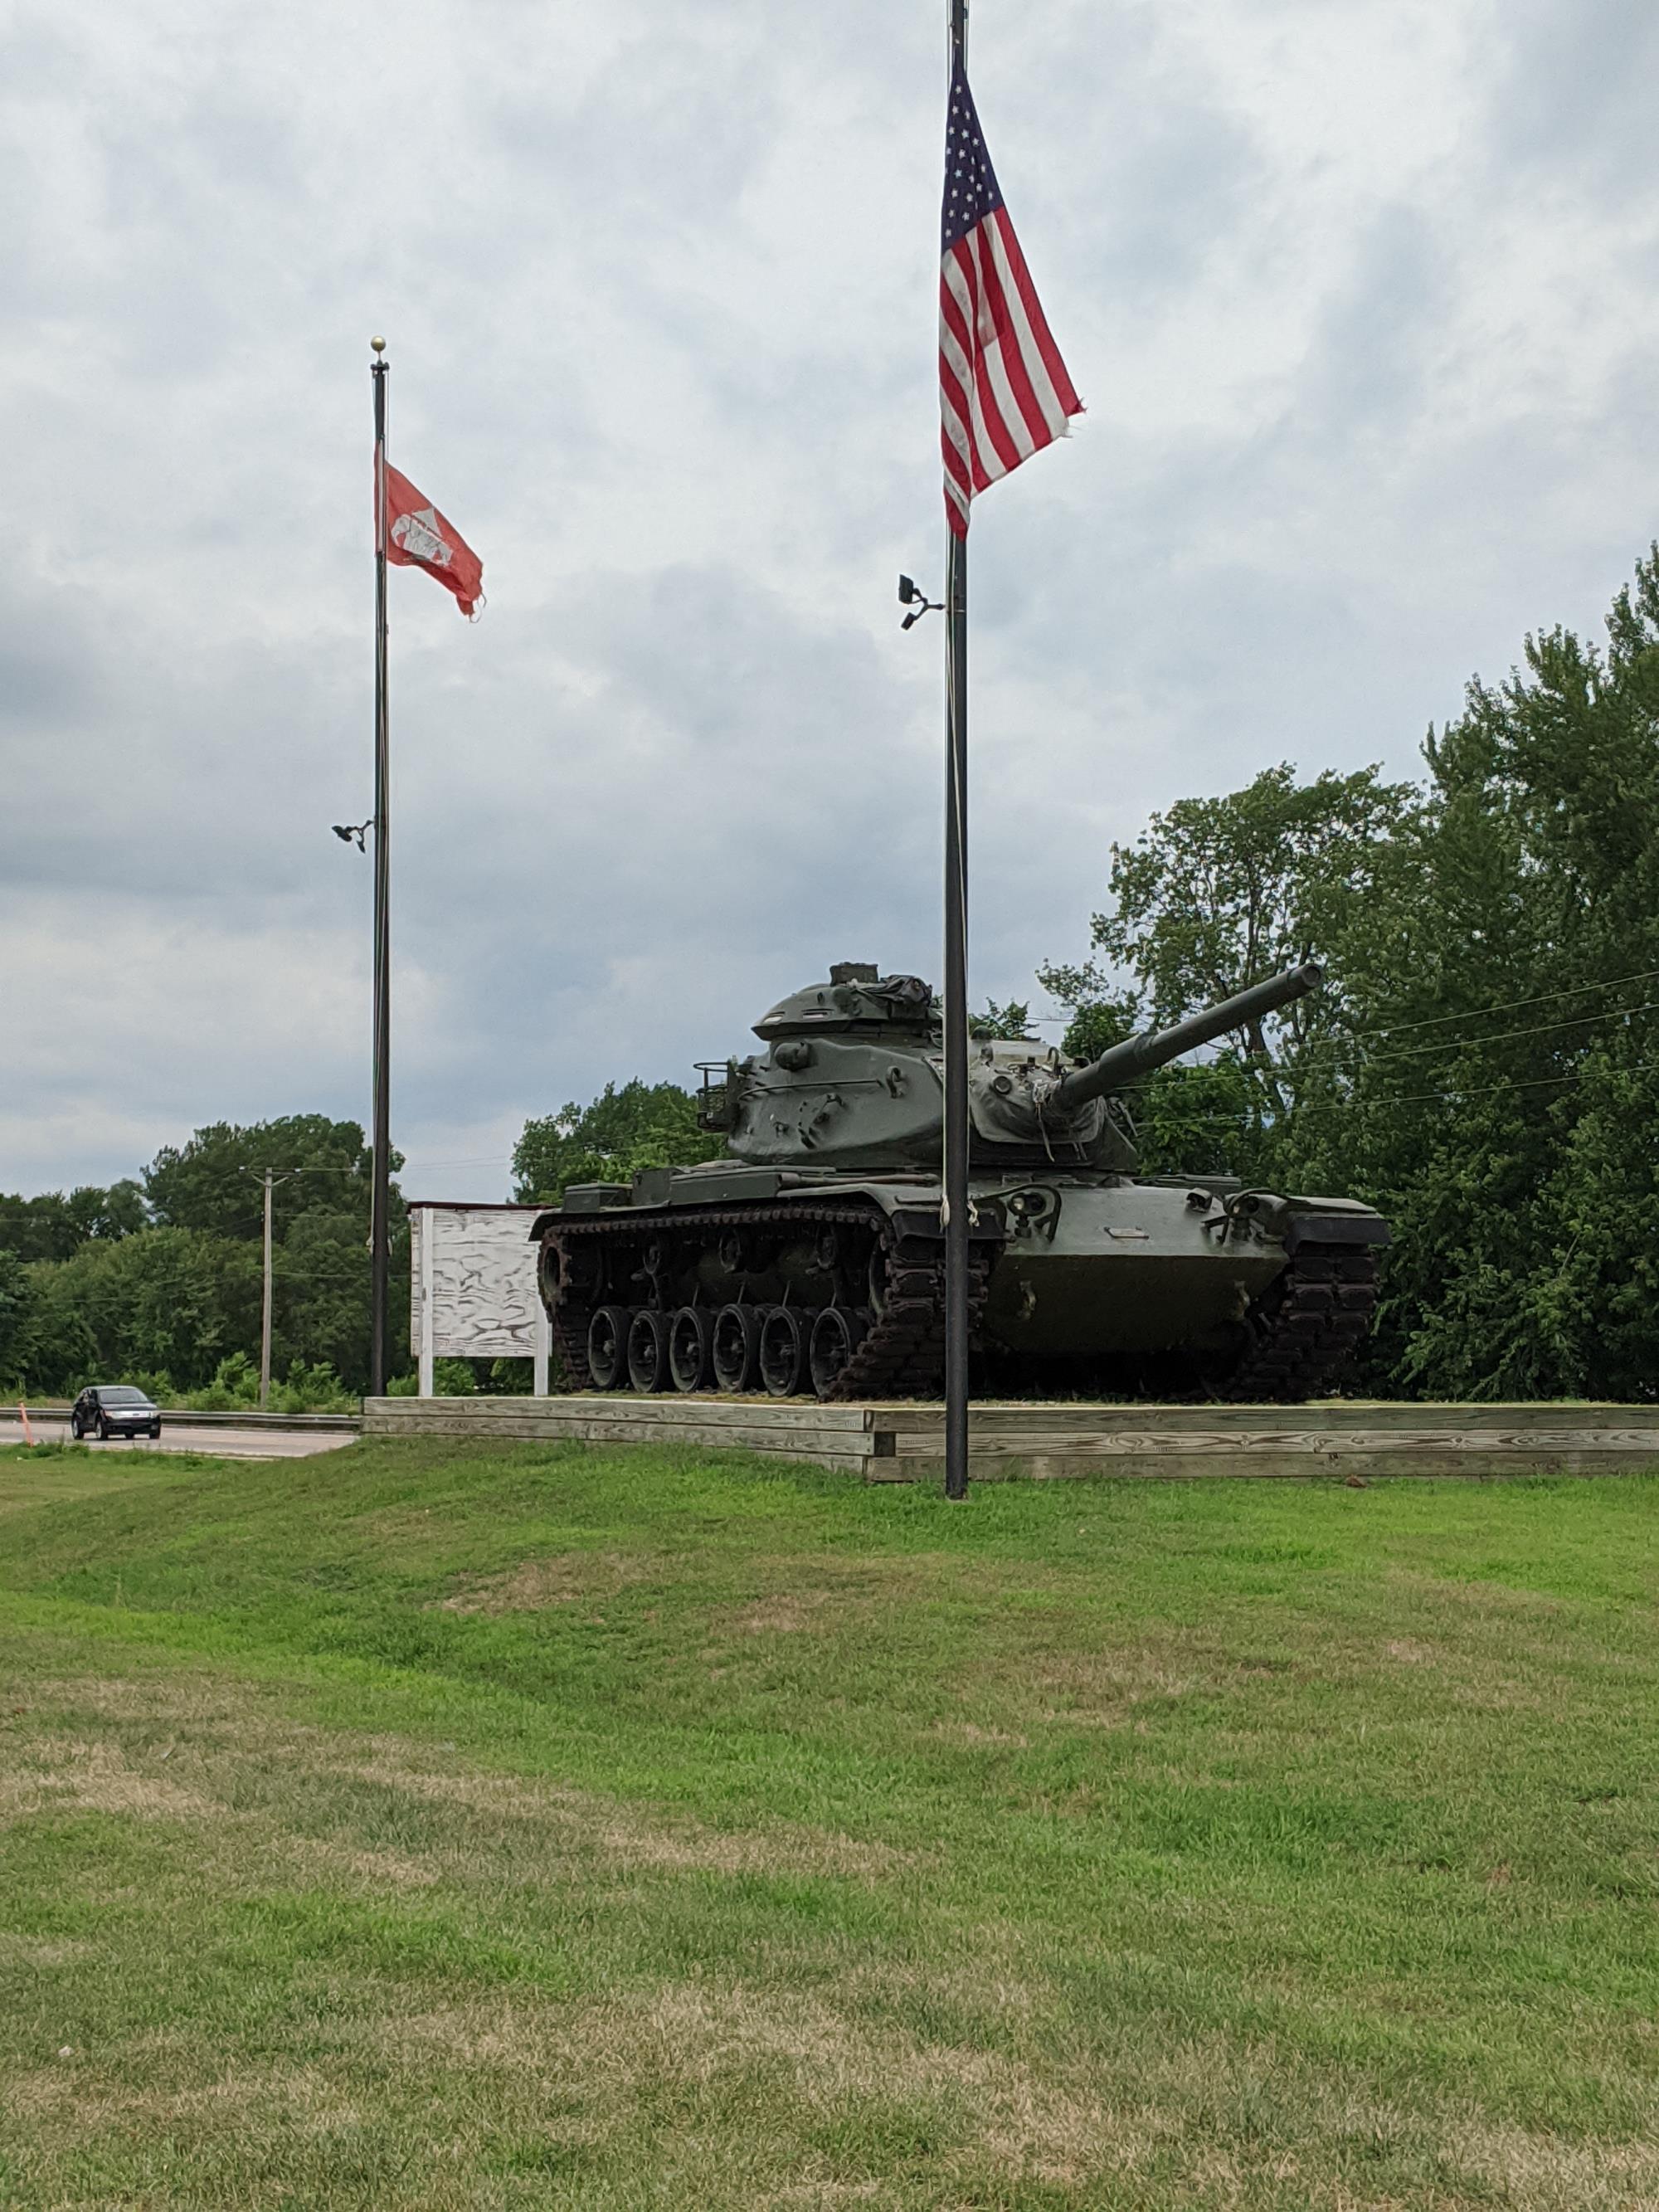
[377,462,484,617]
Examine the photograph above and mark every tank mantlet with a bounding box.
[963,1043,1132,1168]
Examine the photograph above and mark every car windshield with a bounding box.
[98,1387,152,1407]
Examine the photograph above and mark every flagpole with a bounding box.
[942,0,971,1501]
[369,338,392,1399]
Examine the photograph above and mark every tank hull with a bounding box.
[531,1166,1385,1402]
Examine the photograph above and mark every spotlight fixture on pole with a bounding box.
[332,820,373,852]
[898,574,945,631]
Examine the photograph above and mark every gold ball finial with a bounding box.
[370,335,386,354]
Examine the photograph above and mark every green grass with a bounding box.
[0,1437,1656,2210]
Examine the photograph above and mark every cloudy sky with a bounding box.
[5,0,1657,1202]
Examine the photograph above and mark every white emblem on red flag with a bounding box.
[378,461,485,618]
[391,506,453,568]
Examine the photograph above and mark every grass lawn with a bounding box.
[0,1440,1656,2210]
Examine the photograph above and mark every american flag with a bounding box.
[939,53,1082,538]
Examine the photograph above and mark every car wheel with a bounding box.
[69,1415,82,1440]
[150,1423,162,1441]
[97,1416,109,1441]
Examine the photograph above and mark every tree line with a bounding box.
[0,1117,405,1404]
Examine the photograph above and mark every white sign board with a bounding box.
[409,1203,550,1396]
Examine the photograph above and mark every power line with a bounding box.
[1300,995,1659,1070]
[1343,962,1659,1041]
[1044,960,1659,1050]
[1122,1066,1585,1134]
[1308,1069,1583,1110]
[1043,963,1659,1084]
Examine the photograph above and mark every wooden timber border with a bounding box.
[361,1396,1659,1484]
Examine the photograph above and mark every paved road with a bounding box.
[0,1415,355,1460]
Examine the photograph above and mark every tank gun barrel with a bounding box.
[1052,961,1324,1113]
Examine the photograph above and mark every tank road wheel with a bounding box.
[758,1306,808,1397]
[586,1303,631,1391]
[626,1308,673,1393]
[808,1308,868,1398]
[712,1304,762,1393]
[669,1307,713,1393]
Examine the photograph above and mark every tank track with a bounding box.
[1219,1242,1379,1403]
[544,1208,1375,1405]
[542,1201,990,1401]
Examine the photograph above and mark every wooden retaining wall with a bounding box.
[362,1396,1659,1483]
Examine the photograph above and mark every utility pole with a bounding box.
[239,1163,349,1410]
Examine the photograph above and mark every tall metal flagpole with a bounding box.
[368,338,392,1399]
[942,0,971,1502]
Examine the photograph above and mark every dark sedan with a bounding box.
[70,1386,162,1442]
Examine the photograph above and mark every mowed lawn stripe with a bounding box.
[1,1436,1656,2209]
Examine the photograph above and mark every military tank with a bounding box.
[530,959,1388,1402]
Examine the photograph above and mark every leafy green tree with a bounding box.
[0,1196,67,1263]
[272,1214,375,1389]
[16,1229,261,1393]
[0,1250,32,1386]
[144,1116,382,1244]
[513,1081,707,1203]
[0,1182,148,1261]
[1042,763,1418,1119]
[1296,553,1659,1398]
[972,998,1034,1040]
[133,1117,404,1393]
[1041,764,1419,1181]
[5,1114,409,1396]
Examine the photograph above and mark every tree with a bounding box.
[144,1116,382,1244]
[1040,763,1420,1181]
[973,998,1034,1040]
[15,1230,262,1394]
[1296,551,1659,1398]
[272,1213,384,1392]
[0,1182,148,1261]
[513,1081,708,1203]
[6,1115,408,1398]
[1043,763,1418,1108]
[0,1250,32,1385]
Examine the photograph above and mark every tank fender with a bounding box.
[1223,1191,1390,1250]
